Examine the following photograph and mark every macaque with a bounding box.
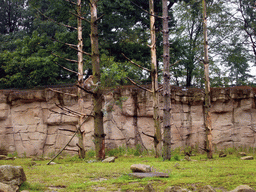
[83,75,99,91]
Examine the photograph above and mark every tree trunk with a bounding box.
[202,0,213,159]
[77,0,86,159]
[162,0,171,161]
[90,0,105,160]
[149,0,162,158]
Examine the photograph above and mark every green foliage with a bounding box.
[86,149,96,159]
[0,31,60,88]
[19,182,46,192]
[173,154,181,161]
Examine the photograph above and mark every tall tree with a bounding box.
[150,0,162,158]
[171,0,203,87]
[76,0,86,158]
[237,0,256,61]
[162,0,171,161]
[90,0,105,160]
[202,0,213,159]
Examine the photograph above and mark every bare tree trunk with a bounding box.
[90,0,105,160]
[162,0,171,161]
[77,0,86,158]
[149,0,162,158]
[202,0,213,159]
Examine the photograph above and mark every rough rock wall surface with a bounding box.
[0,86,255,157]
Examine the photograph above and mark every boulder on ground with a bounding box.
[230,185,255,192]
[241,156,254,160]
[102,157,115,163]
[0,165,26,192]
[0,182,19,192]
[130,164,151,173]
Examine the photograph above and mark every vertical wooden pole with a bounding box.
[162,0,171,161]
[202,0,213,159]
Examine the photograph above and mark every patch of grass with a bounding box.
[19,181,46,192]
[1,151,256,191]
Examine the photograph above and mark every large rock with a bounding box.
[129,172,169,178]
[130,164,151,173]
[102,157,115,163]
[0,165,26,190]
[241,156,254,160]
[0,182,19,192]
[230,185,255,192]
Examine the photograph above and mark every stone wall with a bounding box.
[0,85,255,157]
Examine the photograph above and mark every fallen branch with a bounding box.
[49,109,77,117]
[55,103,93,118]
[47,112,92,165]
[48,88,78,97]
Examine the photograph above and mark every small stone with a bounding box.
[102,157,115,163]
[230,185,255,192]
[238,152,247,157]
[49,162,57,165]
[241,156,254,160]
[0,155,7,160]
[219,151,227,158]
[130,164,151,173]
[143,183,155,192]
[184,156,191,161]
[164,186,188,192]
[198,185,216,192]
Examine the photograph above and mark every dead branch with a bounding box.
[127,77,152,93]
[249,127,256,133]
[51,38,91,56]
[48,88,78,97]
[54,62,79,75]
[49,109,77,117]
[76,84,94,95]
[47,109,93,165]
[95,14,104,23]
[52,52,78,63]
[70,11,90,23]
[55,103,93,118]
[35,8,77,30]
[121,53,151,72]
[142,131,155,139]
[130,1,163,19]
[59,128,76,133]
[65,0,77,6]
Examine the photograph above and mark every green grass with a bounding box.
[1,149,256,191]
